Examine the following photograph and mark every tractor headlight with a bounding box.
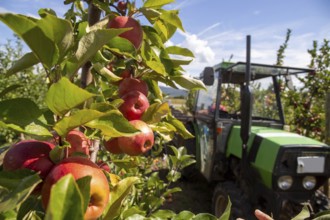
[277,175,293,190]
[302,176,316,190]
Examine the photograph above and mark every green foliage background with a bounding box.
[0,37,47,144]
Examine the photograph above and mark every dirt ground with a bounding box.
[160,173,214,215]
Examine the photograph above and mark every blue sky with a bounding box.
[0,0,329,76]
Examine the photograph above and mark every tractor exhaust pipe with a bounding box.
[241,35,252,167]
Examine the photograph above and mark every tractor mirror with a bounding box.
[202,67,214,86]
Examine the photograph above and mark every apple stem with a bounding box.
[90,139,100,163]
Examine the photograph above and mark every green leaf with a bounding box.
[0,210,17,220]
[0,170,41,213]
[0,84,22,98]
[166,46,194,57]
[111,158,139,169]
[45,175,84,220]
[0,121,52,140]
[147,80,163,100]
[313,209,330,219]
[152,209,176,219]
[17,196,44,220]
[163,187,181,197]
[121,206,145,219]
[36,12,74,63]
[160,10,184,32]
[125,214,146,220]
[0,121,24,133]
[142,102,170,123]
[166,169,181,182]
[86,110,139,138]
[139,8,161,24]
[76,176,91,213]
[6,52,39,76]
[172,75,206,91]
[193,213,218,220]
[166,115,194,139]
[64,29,128,77]
[103,177,139,220]
[169,58,193,66]
[143,0,175,8]
[45,77,96,116]
[174,211,195,220]
[93,63,122,82]
[25,123,53,138]
[54,109,105,137]
[169,145,179,158]
[143,26,164,48]
[154,19,177,42]
[146,61,167,75]
[106,36,137,58]
[291,205,310,220]
[38,8,57,17]
[219,197,231,220]
[0,98,42,127]
[0,13,57,69]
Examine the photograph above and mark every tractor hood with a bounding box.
[226,126,330,188]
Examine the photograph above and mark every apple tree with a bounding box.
[0,0,228,219]
[0,38,48,145]
[277,30,330,142]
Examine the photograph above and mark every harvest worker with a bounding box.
[237,209,273,220]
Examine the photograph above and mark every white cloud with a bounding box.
[174,20,325,77]
[175,31,216,76]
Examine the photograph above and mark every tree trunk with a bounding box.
[83,0,103,162]
[324,93,330,197]
[81,1,103,89]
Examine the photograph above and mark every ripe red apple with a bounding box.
[3,140,55,179]
[41,157,110,220]
[120,69,131,79]
[108,16,143,49]
[119,90,149,121]
[117,1,127,11]
[66,130,90,156]
[118,77,148,97]
[97,161,111,172]
[118,120,154,156]
[104,138,123,154]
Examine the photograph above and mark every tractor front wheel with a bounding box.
[212,181,252,219]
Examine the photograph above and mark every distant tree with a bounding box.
[0,36,47,145]
[278,31,330,141]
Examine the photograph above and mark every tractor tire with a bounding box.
[212,181,253,220]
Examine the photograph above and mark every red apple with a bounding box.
[117,1,127,11]
[108,16,143,49]
[41,157,110,220]
[118,78,148,97]
[3,140,55,179]
[66,130,90,156]
[104,138,123,154]
[118,120,154,156]
[97,161,111,172]
[120,69,131,79]
[119,90,149,121]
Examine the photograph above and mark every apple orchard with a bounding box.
[0,0,216,220]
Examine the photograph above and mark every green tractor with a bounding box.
[176,36,330,219]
